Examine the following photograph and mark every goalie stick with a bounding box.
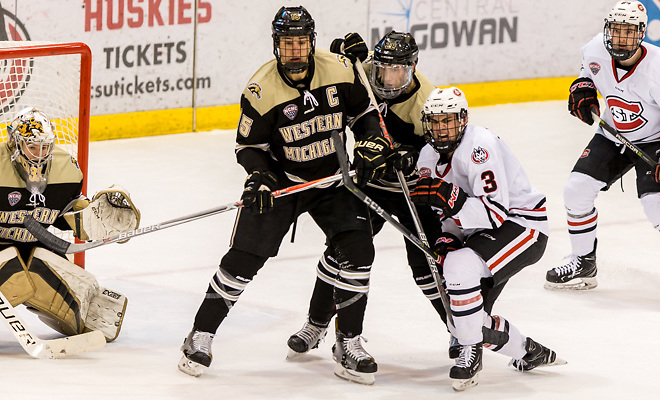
[0,289,106,358]
[24,171,355,255]
[353,61,454,326]
[591,106,659,168]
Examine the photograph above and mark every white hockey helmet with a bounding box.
[604,1,647,61]
[421,87,468,154]
[7,107,55,197]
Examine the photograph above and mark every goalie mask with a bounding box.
[6,107,55,201]
[604,1,647,61]
[272,6,316,74]
[370,31,419,99]
[421,87,469,154]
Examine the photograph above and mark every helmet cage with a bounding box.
[371,31,419,99]
[604,21,645,61]
[272,6,316,74]
[421,111,468,154]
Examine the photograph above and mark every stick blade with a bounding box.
[41,330,107,359]
[23,215,72,254]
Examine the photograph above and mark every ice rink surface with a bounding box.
[2,100,659,399]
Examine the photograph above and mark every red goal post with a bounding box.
[0,42,92,267]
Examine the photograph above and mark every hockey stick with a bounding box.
[353,62,454,326]
[331,130,450,278]
[24,171,354,255]
[0,289,106,358]
[591,106,659,168]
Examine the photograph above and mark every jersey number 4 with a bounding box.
[481,170,497,193]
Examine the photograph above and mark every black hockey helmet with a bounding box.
[373,31,419,66]
[370,31,419,99]
[272,6,316,74]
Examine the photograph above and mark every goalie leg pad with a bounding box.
[84,287,128,342]
[24,247,99,336]
[64,184,141,242]
[0,247,36,306]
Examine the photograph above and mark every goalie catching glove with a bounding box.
[64,184,140,243]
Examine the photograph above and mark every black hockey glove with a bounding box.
[569,77,599,125]
[384,143,418,178]
[330,32,368,63]
[354,135,391,187]
[241,171,278,214]
[410,177,467,218]
[432,232,463,266]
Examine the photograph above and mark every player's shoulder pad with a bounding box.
[311,49,357,89]
[581,33,608,60]
[47,146,84,184]
[241,59,300,116]
[455,125,499,166]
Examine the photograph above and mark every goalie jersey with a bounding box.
[0,144,83,260]
[580,33,660,143]
[235,49,380,184]
[417,125,549,238]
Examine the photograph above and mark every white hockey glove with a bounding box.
[64,184,141,243]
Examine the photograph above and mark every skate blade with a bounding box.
[543,357,568,368]
[286,347,307,360]
[333,363,375,385]
[178,355,207,377]
[544,277,597,291]
[452,373,479,391]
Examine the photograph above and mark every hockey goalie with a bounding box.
[0,107,140,345]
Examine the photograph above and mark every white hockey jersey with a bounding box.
[416,125,549,238]
[580,33,660,143]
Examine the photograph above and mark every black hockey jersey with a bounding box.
[0,144,83,259]
[235,49,380,184]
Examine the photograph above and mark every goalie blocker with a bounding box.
[0,246,127,342]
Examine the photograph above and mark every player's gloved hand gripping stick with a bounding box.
[590,106,660,182]
[23,171,354,254]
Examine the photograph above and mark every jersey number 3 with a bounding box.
[481,170,497,193]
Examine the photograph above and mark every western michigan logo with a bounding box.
[291,12,301,21]
[0,5,32,114]
[384,41,396,50]
[247,82,262,100]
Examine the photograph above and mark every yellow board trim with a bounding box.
[88,76,577,141]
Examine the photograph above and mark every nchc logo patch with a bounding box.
[8,191,21,206]
[283,104,298,120]
[0,6,32,114]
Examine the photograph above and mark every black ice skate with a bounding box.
[286,318,328,359]
[545,248,597,290]
[448,334,461,359]
[332,332,378,385]
[511,337,567,371]
[450,342,483,391]
[178,328,215,377]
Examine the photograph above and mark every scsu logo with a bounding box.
[0,6,31,113]
[606,96,647,132]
